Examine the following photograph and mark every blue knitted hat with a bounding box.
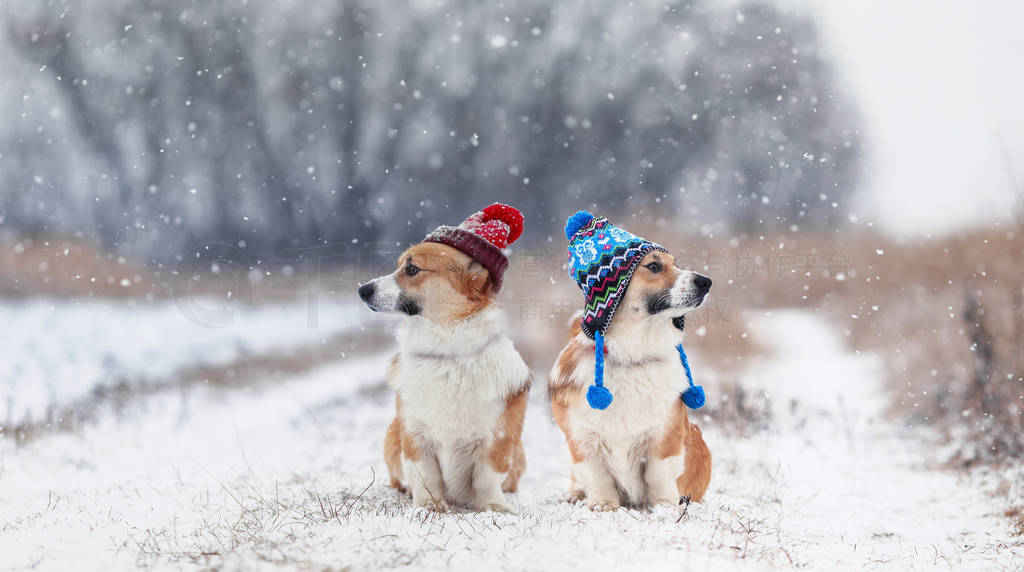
[564,211,706,411]
[565,211,667,338]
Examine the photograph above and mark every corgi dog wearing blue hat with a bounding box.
[550,211,713,510]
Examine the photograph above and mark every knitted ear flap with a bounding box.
[586,331,613,410]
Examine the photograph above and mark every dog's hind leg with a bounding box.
[486,384,529,503]
[501,439,526,493]
[384,416,405,492]
[677,423,712,502]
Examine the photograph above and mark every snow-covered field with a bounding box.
[1,308,1020,570]
[1,297,365,425]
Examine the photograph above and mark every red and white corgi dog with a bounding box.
[356,205,530,512]
[550,213,712,509]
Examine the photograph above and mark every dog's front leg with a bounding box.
[472,459,513,513]
[574,457,620,510]
[406,452,447,511]
[645,453,686,506]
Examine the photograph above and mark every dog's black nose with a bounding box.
[694,274,712,295]
[357,282,376,302]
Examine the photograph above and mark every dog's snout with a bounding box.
[694,274,712,295]
[357,282,376,303]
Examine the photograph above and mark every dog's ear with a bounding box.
[466,258,490,280]
[452,259,494,303]
[672,315,686,331]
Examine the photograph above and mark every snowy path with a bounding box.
[1,310,1019,570]
[0,298,367,426]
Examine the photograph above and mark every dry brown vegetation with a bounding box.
[730,226,1022,464]
[1007,507,1024,538]
[0,236,344,302]
[793,227,1024,465]
[0,236,158,297]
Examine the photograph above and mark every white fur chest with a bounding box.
[391,309,529,446]
[568,343,686,448]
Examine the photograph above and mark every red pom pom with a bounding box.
[481,203,524,246]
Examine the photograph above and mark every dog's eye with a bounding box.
[404,264,421,277]
[645,261,663,273]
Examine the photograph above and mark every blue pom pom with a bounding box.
[565,210,595,240]
[587,385,613,410]
[682,385,705,409]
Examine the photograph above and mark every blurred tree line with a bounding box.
[0,0,861,263]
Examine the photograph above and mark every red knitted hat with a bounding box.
[422,203,525,291]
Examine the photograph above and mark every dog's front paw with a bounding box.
[650,495,683,507]
[586,499,621,512]
[561,489,586,504]
[413,497,449,512]
[475,494,514,513]
[479,500,515,513]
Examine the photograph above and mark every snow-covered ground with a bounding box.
[1,309,1020,569]
[0,297,364,425]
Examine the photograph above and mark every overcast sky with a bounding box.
[792,1,1024,235]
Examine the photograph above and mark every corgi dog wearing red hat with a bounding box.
[550,211,713,510]
[357,204,530,512]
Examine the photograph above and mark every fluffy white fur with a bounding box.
[391,306,529,510]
